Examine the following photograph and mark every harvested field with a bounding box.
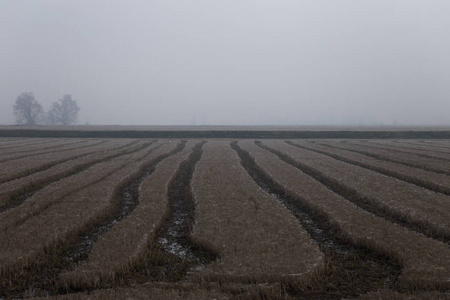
[0,137,449,299]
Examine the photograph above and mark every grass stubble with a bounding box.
[1,139,449,299]
[0,141,181,298]
[240,140,450,294]
[269,140,450,244]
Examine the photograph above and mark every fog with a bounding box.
[1,1,449,126]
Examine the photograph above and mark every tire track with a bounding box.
[354,141,450,162]
[0,140,144,213]
[0,142,186,298]
[257,141,449,244]
[287,141,450,196]
[0,139,97,163]
[156,141,217,268]
[231,141,400,298]
[62,141,188,269]
[318,141,450,176]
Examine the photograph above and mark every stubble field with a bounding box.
[0,137,449,299]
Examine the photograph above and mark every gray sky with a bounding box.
[1,1,449,126]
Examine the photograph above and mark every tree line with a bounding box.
[13,92,80,125]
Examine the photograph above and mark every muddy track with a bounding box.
[287,141,450,196]
[0,138,60,151]
[257,142,449,244]
[156,141,217,268]
[360,141,450,162]
[230,142,401,299]
[318,142,450,176]
[0,139,103,164]
[0,140,142,185]
[0,142,187,298]
[62,141,187,268]
[390,140,450,154]
[2,142,158,232]
[0,139,92,158]
[0,140,146,214]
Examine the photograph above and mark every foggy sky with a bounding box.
[1,1,449,126]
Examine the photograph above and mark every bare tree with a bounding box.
[48,95,80,125]
[13,92,45,125]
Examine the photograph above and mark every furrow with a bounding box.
[288,140,450,196]
[0,141,157,232]
[60,141,196,290]
[233,141,400,298]
[0,139,96,163]
[0,140,143,212]
[238,140,450,291]
[258,141,450,244]
[319,141,450,176]
[156,141,217,267]
[189,141,324,285]
[0,139,126,184]
[0,141,180,297]
[362,140,450,161]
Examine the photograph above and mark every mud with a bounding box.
[156,141,217,269]
[231,141,401,299]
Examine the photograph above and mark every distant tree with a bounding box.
[13,92,45,125]
[48,95,80,125]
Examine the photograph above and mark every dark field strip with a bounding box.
[360,140,450,161]
[319,141,450,176]
[390,140,450,154]
[0,138,57,150]
[0,140,140,184]
[0,138,92,158]
[62,141,187,270]
[0,140,146,213]
[0,142,186,298]
[257,142,450,244]
[231,142,400,299]
[0,139,104,164]
[288,141,450,196]
[0,142,157,232]
[157,141,216,264]
[2,129,450,139]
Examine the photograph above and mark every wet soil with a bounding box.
[267,141,449,244]
[0,140,143,214]
[230,141,401,299]
[156,141,217,268]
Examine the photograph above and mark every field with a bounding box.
[0,136,449,299]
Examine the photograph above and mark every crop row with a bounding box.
[190,141,324,284]
[239,140,450,290]
[1,138,449,298]
[0,139,137,184]
[0,141,177,279]
[290,140,450,196]
[0,139,99,163]
[362,140,450,160]
[320,140,450,175]
[0,139,142,211]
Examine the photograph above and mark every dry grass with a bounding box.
[239,140,450,290]
[0,139,138,210]
[34,283,235,300]
[0,138,89,159]
[0,142,178,278]
[361,140,450,161]
[60,141,196,289]
[292,140,450,195]
[0,139,117,183]
[190,141,324,285]
[321,140,450,175]
[356,290,450,300]
[265,140,450,241]
[0,141,156,233]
